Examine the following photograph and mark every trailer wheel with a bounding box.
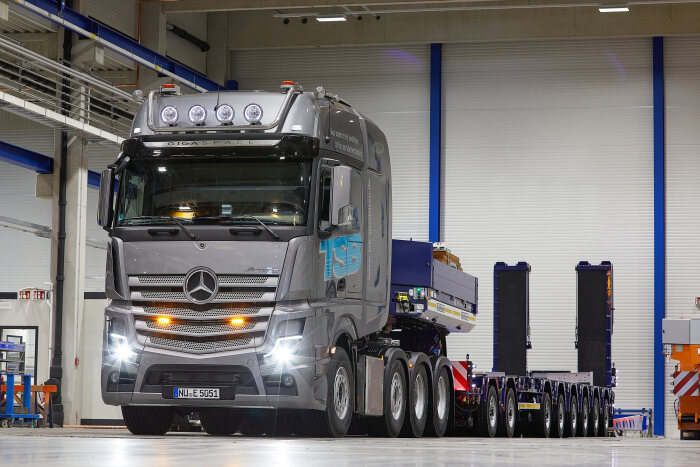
[497,388,517,438]
[599,399,609,437]
[200,410,241,435]
[552,394,565,438]
[401,363,429,438]
[425,366,450,437]
[577,395,589,437]
[533,392,552,438]
[589,397,600,437]
[478,385,499,438]
[121,406,174,435]
[565,396,577,437]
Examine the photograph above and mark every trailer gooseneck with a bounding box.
[97,81,614,437]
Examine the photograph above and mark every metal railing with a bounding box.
[0,33,137,141]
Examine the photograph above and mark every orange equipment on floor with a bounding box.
[663,317,700,439]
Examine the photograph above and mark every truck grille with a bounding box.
[128,273,277,354]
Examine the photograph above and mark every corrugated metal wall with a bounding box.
[663,36,700,439]
[230,45,431,241]
[0,130,54,291]
[85,0,138,39]
[441,39,654,410]
[167,13,207,74]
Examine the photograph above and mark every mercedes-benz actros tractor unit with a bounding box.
[98,81,614,438]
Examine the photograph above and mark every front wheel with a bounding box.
[200,410,241,435]
[121,406,174,435]
[307,347,355,437]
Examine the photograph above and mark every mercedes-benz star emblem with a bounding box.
[183,267,219,304]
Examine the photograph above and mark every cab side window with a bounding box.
[318,167,332,232]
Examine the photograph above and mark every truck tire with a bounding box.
[566,395,577,437]
[577,395,589,437]
[589,396,600,437]
[121,406,174,435]
[497,388,517,438]
[370,358,407,438]
[200,410,241,435]
[477,385,499,438]
[533,392,552,438]
[238,409,269,436]
[307,347,355,437]
[401,363,429,438]
[425,366,450,437]
[599,399,609,437]
[552,394,566,438]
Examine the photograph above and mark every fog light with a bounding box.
[244,104,263,123]
[188,105,207,124]
[160,105,178,125]
[216,104,234,123]
[281,374,294,388]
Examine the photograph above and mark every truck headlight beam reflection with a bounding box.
[264,335,303,366]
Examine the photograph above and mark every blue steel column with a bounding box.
[429,43,442,243]
[652,36,665,437]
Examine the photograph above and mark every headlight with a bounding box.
[264,335,303,365]
[160,105,178,125]
[108,333,137,362]
[216,104,234,124]
[244,103,263,123]
[188,105,207,124]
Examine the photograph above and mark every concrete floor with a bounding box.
[0,429,697,466]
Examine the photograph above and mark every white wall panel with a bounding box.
[663,36,700,439]
[231,45,430,240]
[85,0,138,39]
[442,39,654,411]
[0,130,54,291]
[167,13,207,74]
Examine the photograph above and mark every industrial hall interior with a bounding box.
[1,1,700,466]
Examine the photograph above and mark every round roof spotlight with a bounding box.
[188,105,207,124]
[215,104,235,124]
[160,105,178,125]
[244,104,263,124]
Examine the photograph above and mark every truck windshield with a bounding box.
[116,157,312,226]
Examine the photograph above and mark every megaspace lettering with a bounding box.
[320,234,362,280]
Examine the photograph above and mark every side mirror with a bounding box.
[331,165,352,226]
[97,167,115,230]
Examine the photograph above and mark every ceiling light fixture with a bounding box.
[598,6,629,12]
[316,14,347,22]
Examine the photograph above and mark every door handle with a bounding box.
[337,278,346,291]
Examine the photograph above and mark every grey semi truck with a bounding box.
[97,82,614,438]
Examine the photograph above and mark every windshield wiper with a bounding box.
[121,215,198,241]
[193,214,279,239]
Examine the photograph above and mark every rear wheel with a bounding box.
[577,395,589,437]
[477,386,499,437]
[425,366,450,437]
[497,388,517,438]
[599,399,610,437]
[305,347,355,437]
[589,397,600,437]
[552,394,566,438]
[121,406,174,435]
[200,410,241,435]
[534,393,552,438]
[401,363,429,438]
[370,359,407,437]
[566,396,577,438]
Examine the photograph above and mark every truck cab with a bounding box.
[98,82,392,436]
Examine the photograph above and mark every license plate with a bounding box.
[173,388,220,399]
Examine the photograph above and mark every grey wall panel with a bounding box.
[441,39,653,410]
[166,13,207,74]
[85,0,138,39]
[231,45,430,241]
[663,36,700,439]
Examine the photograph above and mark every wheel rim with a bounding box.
[571,400,577,431]
[414,372,427,420]
[558,399,565,433]
[544,398,551,432]
[582,399,588,430]
[593,400,599,433]
[390,371,404,421]
[437,375,448,420]
[488,394,497,428]
[507,395,515,430]
[334,366,350,420]
[603,404,609,433]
